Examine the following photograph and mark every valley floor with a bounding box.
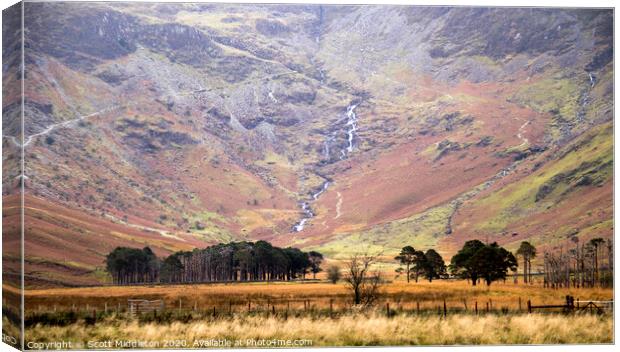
[2,280,613,348]
[18,280,613,312]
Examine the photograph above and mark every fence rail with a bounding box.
[128,299,164,318]
[24,294,613,323]
[527,295,613,314]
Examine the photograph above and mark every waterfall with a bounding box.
[293,202,313,232]
[292,181,328,232]
[313,181,330,200]
[268,89,278,103]
[292,102,360,232]
[345,104,358,153]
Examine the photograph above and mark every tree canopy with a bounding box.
[395,246,447,283]
[395,246,418,283]
[105,246,159,284]
[106,241,319,285]
[423,249,446,282]
[516,241,537,283]
[450,240,517,286]
[308,251,324,279]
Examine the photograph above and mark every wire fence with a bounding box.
[21,295,613,322]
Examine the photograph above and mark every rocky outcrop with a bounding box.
[137,23,221,66]
[24,2,221,70]
[24,3,138,70]
[255,19,290,37]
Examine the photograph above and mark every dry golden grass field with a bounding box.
[24,313,613,346]
[18,279,613,313]
[5,280,613,347]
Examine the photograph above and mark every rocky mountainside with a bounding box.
[2,2,613,286]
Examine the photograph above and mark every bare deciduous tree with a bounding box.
[544,237,613,288]
[344,253,383,307]
[327,264,341,284]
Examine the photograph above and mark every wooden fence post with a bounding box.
[527,300,532,314]
[416,301,420,314]
[486,302,489,313]
[518,297,522,312]
[248,300,251,313]
[386,302,390,317]
[567,295,574,310]
[443,299,447,318]
[475,301,478,315]
[329,299,333,316]
[463,300,467,311]
[229,300,232,314]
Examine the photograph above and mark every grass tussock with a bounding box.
[25,313,612,346]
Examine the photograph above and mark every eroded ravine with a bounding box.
[292,103,359,232]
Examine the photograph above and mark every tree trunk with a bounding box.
[594,246,599,284]
[406,263,410,283]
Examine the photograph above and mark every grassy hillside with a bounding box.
[447,122,613,257]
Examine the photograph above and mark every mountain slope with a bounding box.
[2,3,612,286]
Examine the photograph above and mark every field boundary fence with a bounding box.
[527,295,613,314]
[25,295,614,323]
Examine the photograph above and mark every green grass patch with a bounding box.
[309,204,453,259]
[473,122,612,233]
